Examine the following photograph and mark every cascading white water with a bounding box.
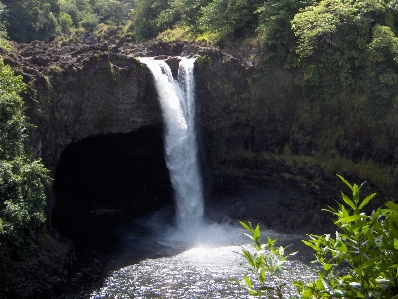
[140,57,204,229]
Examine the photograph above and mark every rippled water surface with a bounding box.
[88,221,317,299]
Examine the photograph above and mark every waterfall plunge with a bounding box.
[140,57,204,230]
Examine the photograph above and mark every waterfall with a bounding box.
[140,57,204,229]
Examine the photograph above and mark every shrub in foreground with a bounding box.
[239,175,398,298]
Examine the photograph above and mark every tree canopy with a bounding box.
[0,0,134,42]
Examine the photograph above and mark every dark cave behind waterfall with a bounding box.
[52,125,174,258]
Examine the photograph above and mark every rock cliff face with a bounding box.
[194,53,335,233]
[9,42,160,170]
[193,48,389,234]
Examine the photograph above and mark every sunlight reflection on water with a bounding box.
[90,224,317,299]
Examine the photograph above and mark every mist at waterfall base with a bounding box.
[87,58,316,298]
[97,208,314,299]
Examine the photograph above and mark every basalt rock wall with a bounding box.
[9,43,161,171]
[193,54,334,233]
[193,49,390,234]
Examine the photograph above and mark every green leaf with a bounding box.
[352,183,360,205]
[259,268,266,283]
[254,224,261,241]
[242,248,255,267]
[258,285,274,291]
[244,275,253,288]
[361,256,385,267]
[366,231,376,247]
[358,193,376,210]
[337,174,354,191]
[303,239,321,252]
[324,264,333,272]
[341,192,356,210]
[386,201,398,213]
[315,278,324,290]
[239,220,252,232]
[335,214,367,224]
[350,218,369,231]
[301,288,312,299]
[341,205,349,218]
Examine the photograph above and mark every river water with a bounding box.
[58,209,317,298]
[87,216,317,299]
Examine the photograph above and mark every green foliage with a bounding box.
[36,5,59,41]
[0,37,10,51]
[128,0,169,41]
[291,0,398,96]
[255,0,314,64]
[289,0,398,159]
[236,221,296,298]
[197,0,263,39]
[0,63,26,160]
[94,0,131,26]
[0,2,7,39]
[0,0,134,42]
[0,159,50,247]
[367,24,398,64]
[1,0,60,42]
[0,60,50,251]
[291,0,356,58]
[196,54,211,66]
[59,12,73,33]
[59,0,80,27]
[80,13,100,31]
[157,0,210,31]
[295,175,398,298]
[237,176,398,299]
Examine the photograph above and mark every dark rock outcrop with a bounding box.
[2,231,74,299]
[193,45,390,234]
